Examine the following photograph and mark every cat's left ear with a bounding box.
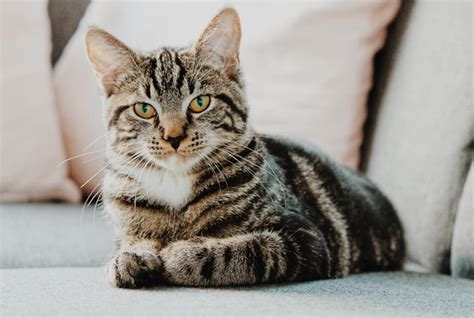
[194,8,241,76]
[85,27,137,96]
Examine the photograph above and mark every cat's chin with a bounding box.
[149,153,201,173]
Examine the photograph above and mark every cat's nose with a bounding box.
[158,119,187,150]
[165,135,185,150]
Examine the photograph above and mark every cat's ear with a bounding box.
[85,27,136,96]
[194,8,241,76]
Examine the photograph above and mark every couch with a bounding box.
[1,0,473,316]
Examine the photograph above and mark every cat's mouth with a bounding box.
[142,137,215,172]
[144,149,209,173]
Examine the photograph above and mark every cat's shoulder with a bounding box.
[257,133,365,181]
[258,133,329,162]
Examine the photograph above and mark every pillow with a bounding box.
[54,1,400,195]
[0,0,80,202]
[365,0,472,272]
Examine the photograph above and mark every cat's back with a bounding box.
[260,133,389,210]
[260,134,405,272]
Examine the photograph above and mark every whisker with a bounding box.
[200,152,224,194]
[132,155,150,212]
[79,149,141,224]
[213,146,285,212]
[80,176,104,227]
[80,152,107,164]
[217,136,289,208]
[219,136,287,187]
[83,132,110,151]
[80,165,108,189]
[92,188,104,225]
[57,149,106,167]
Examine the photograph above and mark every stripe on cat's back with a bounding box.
[290,149,351,275]
[262,137,341,276]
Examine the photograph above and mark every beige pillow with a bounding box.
[245,1,400,168]
[0,0,80,202]
[54,1,399,195]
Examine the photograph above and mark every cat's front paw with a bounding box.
[107,252,163,289]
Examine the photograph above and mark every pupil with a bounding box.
[142,105,148,112]
[197,98,203,107]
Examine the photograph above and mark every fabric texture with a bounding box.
[0,203,114,269]
[0,0,80,203]
[451,160,474,279]
[1,268,473,317]
[53,1,399,195]
[365,0,473,272]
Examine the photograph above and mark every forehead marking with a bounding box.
[149,57,161,97]
[174,51,186,95]
[159,49,175,91]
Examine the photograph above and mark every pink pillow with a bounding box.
[246,1,400,168]
[54,1,399,195]
[0,1,80,202]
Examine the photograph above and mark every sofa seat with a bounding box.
[1,204,473,316]
[1,268,473,317]
[0,203,115,269]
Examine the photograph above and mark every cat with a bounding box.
[85,8,405,288]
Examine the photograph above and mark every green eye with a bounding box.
[133,103,156,119]
[189,95,211,113]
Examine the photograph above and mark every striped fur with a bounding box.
[86,8,405,288]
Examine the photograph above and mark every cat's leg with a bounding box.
[107,238,163,288]
[159,226,331,286]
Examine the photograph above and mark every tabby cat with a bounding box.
[85,8,405,288]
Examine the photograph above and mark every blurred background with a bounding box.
[0,0,472,301]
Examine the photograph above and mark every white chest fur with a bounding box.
[115,165,193,209]
[142,168,193,208]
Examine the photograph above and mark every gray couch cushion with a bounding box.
[0,204,114,268]
[364,0,473,272]
[1,268,473,317]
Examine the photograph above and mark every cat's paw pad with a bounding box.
[107,252,163,289]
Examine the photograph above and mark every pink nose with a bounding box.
[158,117,187,150]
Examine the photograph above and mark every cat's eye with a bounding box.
[133,103,156,119]
[189,95,211,113]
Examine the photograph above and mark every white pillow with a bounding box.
[0,0,80,202]
[365,0,473,272]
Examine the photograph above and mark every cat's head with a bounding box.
[85,8,248,173]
